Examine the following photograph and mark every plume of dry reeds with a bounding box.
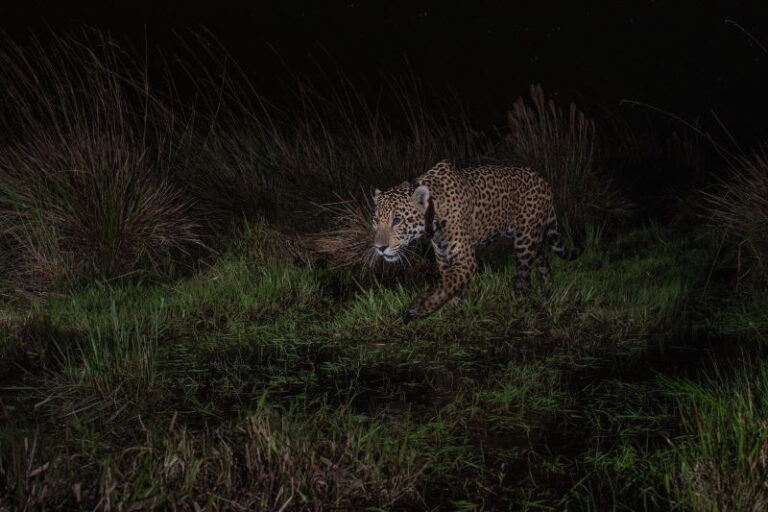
[304,198,431,277]
[0,33,202,289]
[506,84,630,228]
[306,199,377,269]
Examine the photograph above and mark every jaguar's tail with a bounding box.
[545,209,584,261]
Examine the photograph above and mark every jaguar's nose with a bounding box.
[375,243,387,254]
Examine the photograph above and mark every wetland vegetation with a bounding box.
[1,32,767,511]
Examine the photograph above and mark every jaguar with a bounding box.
[371,160,582,323]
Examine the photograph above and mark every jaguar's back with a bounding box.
[460,165,554,247]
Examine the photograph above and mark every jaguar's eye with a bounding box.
[392,217,402,227]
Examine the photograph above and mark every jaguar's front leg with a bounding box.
[403,245,477,323]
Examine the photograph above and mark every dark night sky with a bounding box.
[2,1,768,134]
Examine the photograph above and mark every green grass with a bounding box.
[663,353,768,512]
[1,224,767,510]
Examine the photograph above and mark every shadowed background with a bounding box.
[2,0,767,135]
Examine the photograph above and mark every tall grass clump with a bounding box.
[701,148,768,283]
[0,33,201,290]
[174,43,493,228]
[505,84,629,229]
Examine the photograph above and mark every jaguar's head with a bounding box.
[370,181,433,263]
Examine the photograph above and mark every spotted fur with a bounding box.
[371,160,582,323]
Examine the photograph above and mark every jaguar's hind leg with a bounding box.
[513,233,537,290]
[448,290,464,306]
[534,253,551,284]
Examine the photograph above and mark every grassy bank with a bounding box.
[2,223,766,511]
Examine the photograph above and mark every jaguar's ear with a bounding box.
[370,186,382,201]
[410,185,430,213]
